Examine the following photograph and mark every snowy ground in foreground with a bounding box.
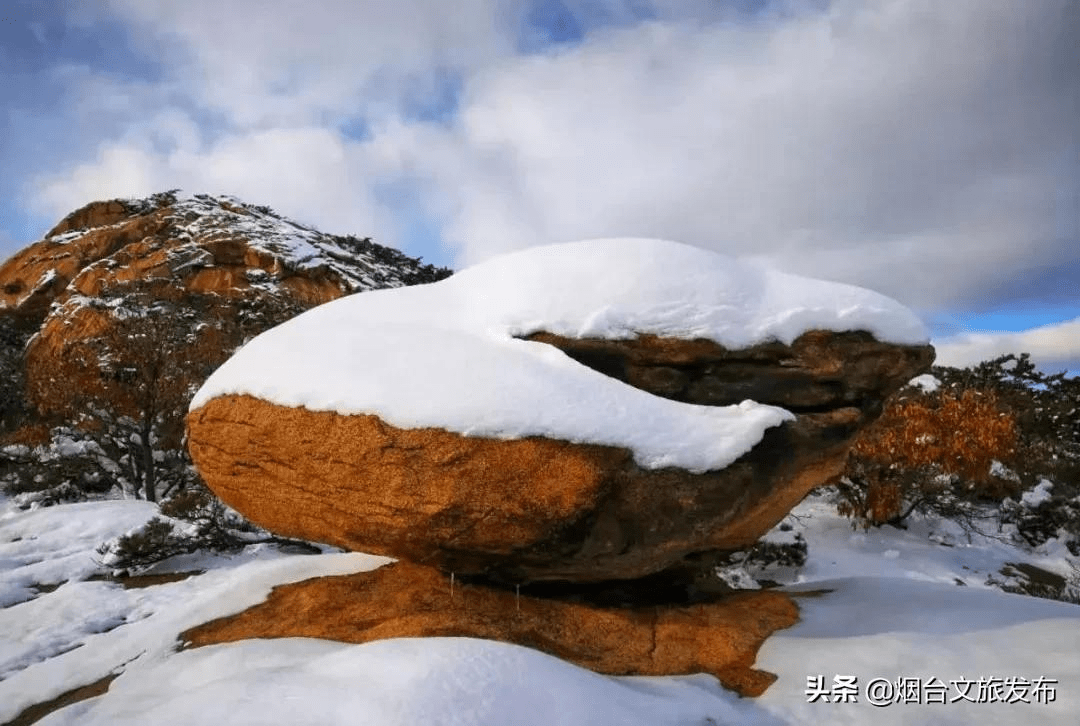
[2,490,1078,726]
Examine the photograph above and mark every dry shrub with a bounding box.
[98,482,320,574]
[860,480,903,524]
[1,422,51,447]
[854,389,1019,482]
[838,388,1021,526]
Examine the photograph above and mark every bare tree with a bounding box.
[25,282,306,502]
[28,291,203,500]
[0,312,33,433]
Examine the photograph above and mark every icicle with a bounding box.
[515,584,520,612]
[450,572,455,600]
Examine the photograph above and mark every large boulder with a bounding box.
[188,337,929,583]
[180,561,801,697]
[187,238,934,583]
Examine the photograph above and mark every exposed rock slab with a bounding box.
[525,329,933,416]
[187,331,930,584]
[180,561,799,697]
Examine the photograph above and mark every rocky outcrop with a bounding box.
[2,192,449,320]
[181,561,800,697]
[45,199,137,238]
[0,190,451,419]
[186,332,932,584]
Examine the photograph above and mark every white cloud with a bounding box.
[76,0,519,129]
[25,0,528,249]
[26,0,1079,319]
[933,318,1080,373]
[393,0,1078,311]
[30,122,398,248]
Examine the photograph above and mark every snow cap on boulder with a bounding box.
[191,238,927,473]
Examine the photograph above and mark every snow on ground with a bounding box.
[0,494,391,724]
[190,238,927,472]
[37,638,769,726]
[908,373,941,393]
[39,597,1080,726]
[0,499,157,609]
[754,492,1079,588]
[2,491,1078,726]
[756,578,1080,725]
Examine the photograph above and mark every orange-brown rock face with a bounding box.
[181,561,799,697]
[0,191,450,416]
[187,331,931,584]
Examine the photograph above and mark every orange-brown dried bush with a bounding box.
[856,389,1019,481]
[0,422,51,447]
[837,388,1020,526]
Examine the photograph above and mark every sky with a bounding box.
[0,0,1077,373]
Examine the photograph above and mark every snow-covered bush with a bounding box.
[97,482,317,574]
[715,523,808,590]
[1001,479,1080,555]
[0,425,119,505]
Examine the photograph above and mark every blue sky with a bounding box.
[1,0,1077,372]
